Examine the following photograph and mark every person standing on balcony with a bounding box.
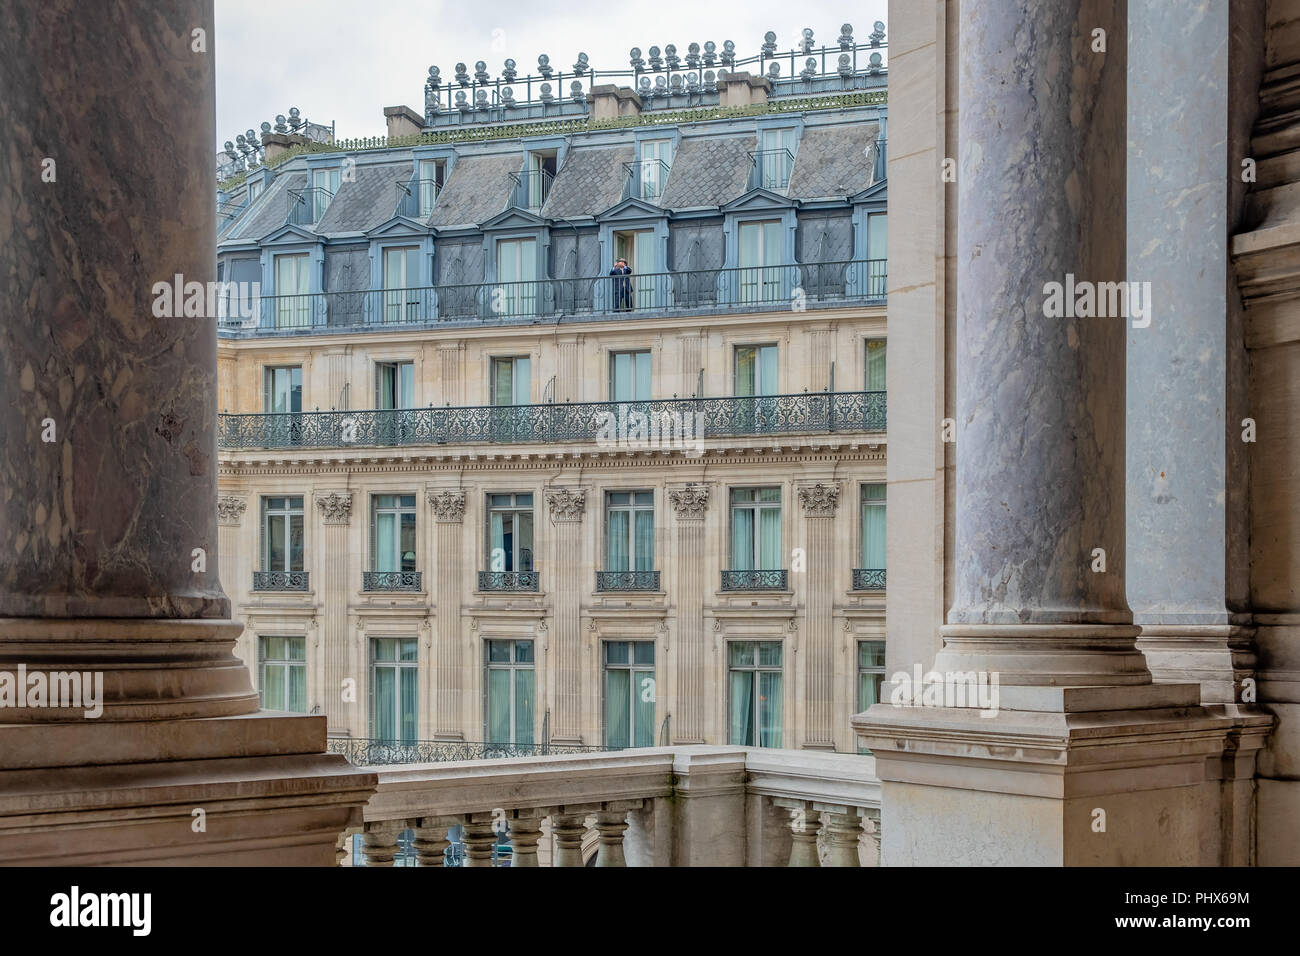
[609,258,633,312]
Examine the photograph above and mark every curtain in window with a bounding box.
[288,513,304,571]
[732,508,754,569]
[866,342,886,390]
[612,352,633,402]
[373,666,396,741]
[515,668,534,746]
[735,347,756,396]
[606,668,631,749]
[759,345,778,395]
[729,671,755,745]
[861,486,886,568]
[399,363,414,409]
[487,669,511,743]
[758,671,783,747]
[375,511,396,572]
[634,509,654,571]
[607,510,630,572]
[858,671,881,710]
[759,507,782,569]
[288,663,306,713]
[263,662,286,710]
[400,513,416,571]
[517,512,533,571]
[633,669,655,747]
[400,665,418,743]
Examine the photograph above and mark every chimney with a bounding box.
[587,84,642,121]
[717,71,771,108]
[384,104,425,140]
[260,131,307,162]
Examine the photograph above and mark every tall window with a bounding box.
[759,128,797,190]
[376,361,414,409]
[312,166,340,220]
[728,641,783,747]
[417,159,443,216]
[491,356,531,406]
[860,484,886,570]
[865,340,886,391]
[866,213,888,296]
[371,638,418,743]
[640,139,671,200]
[610,350,651,402]
[613,230,656,310]
[497,237,538,316]
[737,220,783,303]
[735,345,778,396]
[259,636,306,712]
[857,640,886,754]
[606,491,654,571]
[605,641,655,749]
[381,246,422,323]
[730,487,782,570]
[487,493,534,572]
[372,494,416,573]
[261,496,304,572]
[263,366,302,413]
[273,253,310,328]
[247,180,263,203]
[485,639,534,746]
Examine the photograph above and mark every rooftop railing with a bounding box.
[218,389,886,451]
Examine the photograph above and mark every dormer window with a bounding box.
[416,159,444,216]
[516,150,556,211]
[638,139,672,201]
[753,127,797,191]
[311,167,340,221]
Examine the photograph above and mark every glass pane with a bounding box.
[735,347,756,396]
[759,345,778,395]
[612,352,632,402]
[605,641,629,665]
[866,341,887,391]
[400,513,416,571]
[288,514,303,571]
[263,662,286,710]
[488,640,510,663]
[513,357,530,403]
[858,641,885,668]
[729,641,756,667]
[759,641,783,667]
[607,510,630,571]
[731,507,754,570]
[288,662,306,713]
[400,639,418,662]
[758,506,782,569]
[400,665,418,742]
[286,637,306,661]
[517,512,533,570]
[493,360,514,407]
[729,670,754,745]
[605,668,631,749]
[758,671,783,747]
[634,669,655,747]
[515,640,534,663]
[633,642,655,666]
[867,213,888,260]
[266,514,285,571]
[375,511,396,572]
[373,639,395,662]
[633,509,654,571]
[487,669,511,742]
[862,498,886,569]
[858,672,883,711]
[515,669,534,745]
[373,666,396,740]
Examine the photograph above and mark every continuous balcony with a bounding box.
[216,260,886,335]
[329,737,609,766]
[219,391,885,451]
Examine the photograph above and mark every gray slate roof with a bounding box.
[787,123,879,199]
[429,153,520,227]
[541,145,633,219]
[659,135,755,208]
[316,161,412,233]
[228,171,306,240]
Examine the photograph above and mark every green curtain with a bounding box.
[758,507,781,569]
[487,669,510,743]
[263,662,286,710]
[378,363,396,408]
[759,345,778,395]
[490,512,505,570]
[608,510,629,572]
[732,507,754,569]
[373,666,396,741]
[858,672,881,710]
[729,671,755,745]
[861,486,886,568]
[400,665,417,743]
[758,671,783,748]
[634,509,654,571]
[735,347,756,395]
[399,363,414,409]
[375,511,396,572]
[866,342,887,391]
[515,669,534,746]
[633,669,655,747]
[606,669,630,748]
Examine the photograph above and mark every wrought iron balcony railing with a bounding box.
[852,568,886,591]
[509,168,554,210]
[363,571,423,591]
[720,569,789,591]
[396,177,440,219]
[622,158,671,201]
[216,261,886,332]
[252,570,309,591]
[478,570,540,592]
[595,570,661,591]
[748,147,796,191]
[329,737,612,767]
[219,390,885,450]
[287,185,334,225]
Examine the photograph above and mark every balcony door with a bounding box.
[604,641,655,749]
[759,128,796,190]
[485,639,535,749]
[263,366,303,444]
[613,230,655,310]
[376,360,415,444]
[737,220,783,305]
[734,344,778,432]
[610,350,651,434]
[273,253,310,328]
[381,246,422,324]
[639,140,670,200]
[371,638,417,744]
[497,238,538,317]
[491,356,531,441]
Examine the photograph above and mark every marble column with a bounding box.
[429,490,466,738]
[0,0,374,864]
[592,810,629,867]
[316,491,353,732]
[546,488,586,742]
[669,484,709,742]
[550,812,587,867]
[798,482,839,747]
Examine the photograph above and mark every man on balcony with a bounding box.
[609,258,633,312]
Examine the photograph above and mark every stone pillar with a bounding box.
[0,0,374,864]
[773,799,819,867]
[217,495,249,666]
[819,806,863,868]
[593,810,629,867]
[316,491,353,732]
[414,818,453,867]
[669,484,709,742]
[429,490,467,738]
[855,0,1233,867]
[362,825,401,866]
[461,815,498,867]
[798,482,839,747]
[546,488,586,742]
[862,809,882,867]
[506,812,544,867]
[550,812,587,867]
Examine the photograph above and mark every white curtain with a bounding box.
[606,669,630,748]
[608,510,630,571]
[487,669,511,742]
[861,485,886,568]
[732,508,754,569]
[633,509,654,571]
[758,507,781,569]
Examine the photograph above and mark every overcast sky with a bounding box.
[214,0,889,142]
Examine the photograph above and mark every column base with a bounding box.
[853,683,1239,866]
[1136,623,1258,704]
[933,624,1152,686]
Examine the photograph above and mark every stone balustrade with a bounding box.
[345,746,880,866]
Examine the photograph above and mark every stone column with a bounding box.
[217,495,249,666]
[593,810,629,867]
[773,799,819,867]
[818,805,863,867]
[414,818,453,867]
[0,0,374,864]
[546,488,586,742]
[316,492,353,732]
[669,484,709,742]
[798,483,839,747]
[550,812,588,867]
[362,825,401,866]
[461,815,498,867]
[506,812,544,867]
[429,490,467,738]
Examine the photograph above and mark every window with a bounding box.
[273,253,310,328]
[371,494,416,573]
[737,220,783,303]
[371,638,418,743]
[263,366,302,413]
[728,641,783,747]
[417,159,443,216]
[261,496,304,572]
[247,180,263,203]
[496,238,538,316]
[730,487,782,571]
[860,484,886,569]
[609,350,651,402]
[640,139,671,200]
[376,361,414,410]
[857,640,885,754]
[485,639,534,746]
[491,356,531,406]
[258,636,306,712]
[759,128,797,190]
[487,493,534,572]
[604,641,655,749]
[606,491,654,571]
[612,230,656,310]
[866,213,887,295]
[734,345,778,396]
[381,246,422,323]
[522,151,556,210]
[312,166,340,220]
[865,340,886,391]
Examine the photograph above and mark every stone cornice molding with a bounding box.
[546,487,586,522]
[798,482,840,517]
[669,483,709,520]
[428,489,467,523]
[216,495,247,526]
[315,491,353,525]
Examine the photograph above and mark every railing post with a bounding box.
[817,804,864,867]
[773,798,820,867]
[414,817,455,867]
[361,823,402,867]
[506,811,545,867]
[549,811,589,867]
[593,804,639,867]
[461,813,499,867]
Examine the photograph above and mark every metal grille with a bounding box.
[362,571,423,591]
[851,568,886,591]
[595,570,661,591]
[477,571,540,592]
[252,570,309,591]
[720,569,788,591]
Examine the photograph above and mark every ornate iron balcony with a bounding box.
[363,570,423,591]
[852,568,886,591]
[478,570,540,592]
[595,570,661,591]
[720,569,788,591]
[328,737,613,767]
[252,570,309,591]
[286,185,334,225]
[219,390,885,451]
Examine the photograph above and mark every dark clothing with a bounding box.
[609,265,634,311]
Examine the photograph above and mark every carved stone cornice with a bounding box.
[546,487,586,522]
[428,489,467,523]
[798,482,840,517]
[216,495,246,526]
[315,492,353,525]
[669,483,709,520]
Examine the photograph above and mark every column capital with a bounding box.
[216,495,247,526]
[427,488,467,523]
[797,481,840,517]
[315,492,353,525]
[546,487,586,522]
[668,483,710,520]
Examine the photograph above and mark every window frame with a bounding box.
[483,638,536,746]
[604,490,655,572]
[726,640,784,747]
[369,637,419,743]
[258,635,307,713]
[728,486,782,571]
[370,493,417,573]
[602,639,656,749]
[260,495,305,573]
[485,492,535,572]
